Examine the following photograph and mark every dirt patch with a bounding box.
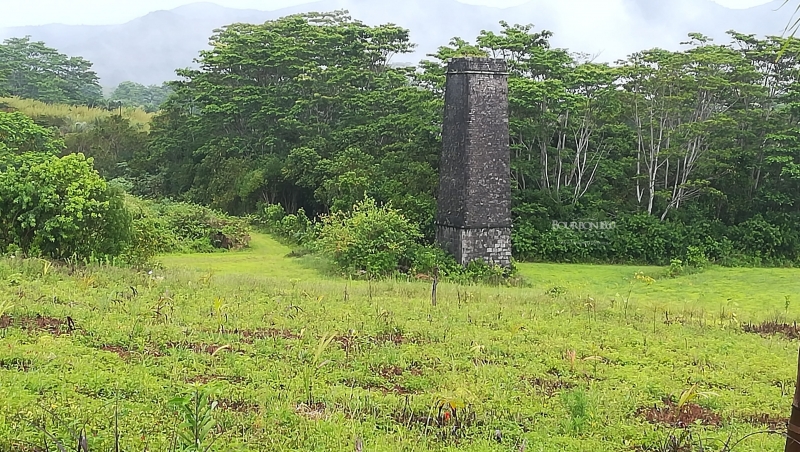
[233,328,302,343]
[7,441,44,452]
[164,342,235,355]
[373,364,404,379]
[217,399,258,413]
[743,321,800,340]
[372,330,422,345]
[187,374,247,385]
[295,402,326,420]
[390,408,480,438]
[0,357,33,371]
[100,345,131,359]
[741,413,787,430]
[342,378,417,395]
[522,376,575,397]
[637,398,721,427]
[1,314,73,335]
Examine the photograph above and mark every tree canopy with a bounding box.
[5,12,800,266]
[0,37,103,105]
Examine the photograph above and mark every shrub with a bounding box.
[0,153,131,260]
[124,198,251,256]
[252,203,317,246]
[317,198,421,277]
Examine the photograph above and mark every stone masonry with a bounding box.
[435,58,512,267]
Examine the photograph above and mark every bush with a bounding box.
[0,153,132,260]
[123,198,251,257]
[252,203,317,246]
[317,198,421,277]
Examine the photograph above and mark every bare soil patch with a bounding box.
[0,357,33,371]
[187,374,247,385]
[100,345,132,359]
[217,399,259,413]
[741,413,787,430]
[295,402,326,420]
[164,342,236,355]
[637,398,721,427]
[1,314,73,335]
[522,376,575,397]
[743,320,800,340]
[232,328,302,343]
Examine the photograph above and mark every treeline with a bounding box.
[0,36,171,111]
[4,12,800,266]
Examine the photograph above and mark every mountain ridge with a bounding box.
[0,0,788,87]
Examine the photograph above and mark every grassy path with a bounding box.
[164,233,800,321]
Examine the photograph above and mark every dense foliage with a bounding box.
[139,12,440,237]
[0,37,103,105]
[119,15,800,265]
[123,197,251,266]
[0,111,130,260]
[316,198,422,276]
[109,81,172,112]
[4,12,800,266]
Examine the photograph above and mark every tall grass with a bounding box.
[0,96,153,131]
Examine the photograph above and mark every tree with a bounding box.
[143,11,441,233]
[620,35,758,219]
[0,110,64,159]
[109,81,172,112]
[0,111,130,259]
[64,115,149,180]
[0,37,102,105]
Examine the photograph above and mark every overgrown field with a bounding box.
[0,96,153,131]
[0,234,798,451]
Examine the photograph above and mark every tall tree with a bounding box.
[144,12,441,232]
[0,37,102,105]
[109,81,172,112]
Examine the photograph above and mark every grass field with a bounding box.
[0,96,153,131]
[1,233,799,451]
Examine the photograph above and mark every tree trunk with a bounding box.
[786,346,800,452]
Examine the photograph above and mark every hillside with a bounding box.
[0,0,789,87]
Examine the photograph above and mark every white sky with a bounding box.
[0,0,776,28]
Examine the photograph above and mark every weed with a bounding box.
[561,389,591,434]
[300,332,337,405]
[170,386,219,452]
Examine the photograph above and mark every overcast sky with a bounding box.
[0,0,776,28]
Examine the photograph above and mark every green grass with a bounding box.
[0,233,798,451]
[0,96,153,131]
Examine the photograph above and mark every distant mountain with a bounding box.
[0,0,789,87]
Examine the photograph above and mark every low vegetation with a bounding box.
[0,234,796,451]
[0,96,152,132]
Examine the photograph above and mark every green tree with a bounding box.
[143,11,440,232]
[317,197,421,276]
[0,153,131,259]
[0,110,64,159]
[64,115,148,180]
[109,81,172,112]
[0,37,102,105]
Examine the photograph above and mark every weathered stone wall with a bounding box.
[435,57,512,267]
[437,225,512,267]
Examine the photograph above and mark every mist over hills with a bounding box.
[0,0,788,87]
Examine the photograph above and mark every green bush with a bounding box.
[252,203,317,246]
[123,198,251,257]
[317,198,421,277]
[0,153,131,260]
